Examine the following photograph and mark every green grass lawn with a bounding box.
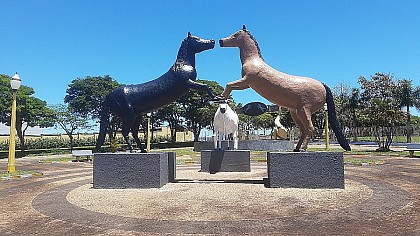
[157,147,406,165]
[29,144,415,166]
[39,157,79,163]
[353,136,420,143]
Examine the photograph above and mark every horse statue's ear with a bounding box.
[188,32,191,37]
[242,25,246,31]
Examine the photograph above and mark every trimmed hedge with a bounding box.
[0,141,194,159]
[0,135,173,152]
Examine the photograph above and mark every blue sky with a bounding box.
[1,0,419,129]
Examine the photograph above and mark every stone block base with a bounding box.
[93,152,176,189]
[267,152,344,189]
[201,150,251,173]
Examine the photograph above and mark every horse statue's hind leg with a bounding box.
[290,107,315,151]
[290,109,304,151]
[131,116,146,152]
[120,111,137,152]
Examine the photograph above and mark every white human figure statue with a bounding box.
[213,102,239,150]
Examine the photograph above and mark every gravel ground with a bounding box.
[67,168,371,222]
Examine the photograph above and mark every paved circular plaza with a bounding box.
[0,154,419,235]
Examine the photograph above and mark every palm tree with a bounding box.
[348,88,360,142]
[396,79,420,143]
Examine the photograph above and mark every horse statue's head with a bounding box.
[184,32,215,54]
[219,25,264,61]
[219,25,250,48]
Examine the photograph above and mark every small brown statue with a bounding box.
[219,25,350,151]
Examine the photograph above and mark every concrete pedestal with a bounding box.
[201,150,251,173]
[267,152,344,189]
[93,152,176,189]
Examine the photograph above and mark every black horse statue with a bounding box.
[96,32,217,152]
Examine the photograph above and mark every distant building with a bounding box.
[0,123,44,136]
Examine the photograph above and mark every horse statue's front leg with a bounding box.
[221,76,250,98]
[186,79,216,99]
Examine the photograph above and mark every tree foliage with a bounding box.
[50,104,92,151]
[252,113,275,136]
[333,83,361,141]
[64,75,122,120]
[0,74,55,152]
[177,80,224,141]
[358,73,405,151]
[155,102,184,143]
[395,79,420,143]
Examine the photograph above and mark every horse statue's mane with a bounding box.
[243,30,265,62]
[175,33,195,66]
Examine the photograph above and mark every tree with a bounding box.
[178,80,224,141]
[395,79,420,143]
[64,75,122,120]
[311,109,326,139]
[236,103,254,139]
[155,102,185,143]
[347,88,361,141]
[333,83,352,128]
[51,104,92,151]
[358,73,405,151]
[278,107,296,131]
[251,113,275,136]
[333,83,361,142]
[0,74,55,152]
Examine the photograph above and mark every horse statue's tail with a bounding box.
[95,98,111,152]
[323,83,351,151]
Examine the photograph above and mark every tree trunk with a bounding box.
[192,123,200,142]
[352,110,358,142]
[69,135,74,151]
[16,121,25,154]
[194,132,200,142]
[170,128,177,143]
[406,106,411,143]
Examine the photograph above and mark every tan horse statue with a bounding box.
[219,25,351,151]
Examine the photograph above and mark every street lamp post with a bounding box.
[8,73,21,173]
[146,113,152,152]
[324,103,329,150]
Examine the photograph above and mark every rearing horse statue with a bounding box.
[96,32,216,152]
[219,25,351,151]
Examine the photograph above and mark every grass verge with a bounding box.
[0,170,43,178]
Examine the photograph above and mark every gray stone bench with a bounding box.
[72,150,93,162]
[405,143,420,158]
